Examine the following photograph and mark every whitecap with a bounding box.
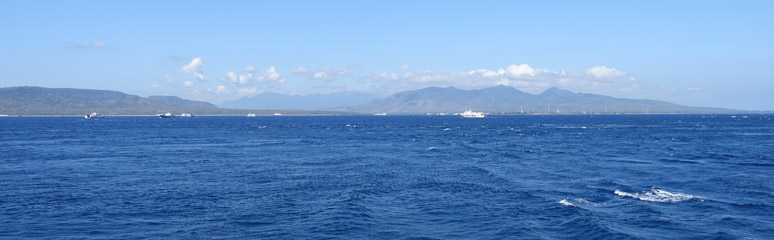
[558,199,576,207]
[426,147,438,151]
[614,189,703,203]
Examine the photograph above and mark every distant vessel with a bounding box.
[374,113,387,116]
[84,112,105,119]
[159,112,174,118]
[247,113,257,117]
[274,113,283,116]
[461,109,486,118]
[180,113,193,117]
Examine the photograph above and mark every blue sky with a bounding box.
[1,0,772,110]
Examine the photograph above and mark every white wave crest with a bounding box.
[614,189,703,203]
[558,199,576,207]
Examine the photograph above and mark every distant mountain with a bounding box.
[221,91,379,110]
[0,86,218,115]
[351,85,741,114]
[0,86,744,116]
[0,86,351,116]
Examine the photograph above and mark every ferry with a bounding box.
[461,109,486,118]
[274,113,283,116]
[180,113,193,117]
[84,112,105,119]
[246,113,257,117]
[374,112,387,116]
[159,112,174,118]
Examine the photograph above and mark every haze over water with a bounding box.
[2,115,772,239]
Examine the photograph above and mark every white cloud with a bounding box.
[224,71,252,85]
[585,66,627,79]
[256,66,285,83]
[505,64,536,77]
[400,64,411,71]
[216,85,229,94]
[91,41,105,48]
[223,66,285,85]
[291,67,347,81]
[183,81,194,87]
[290,67,310,75]
[468,69,500,78]
[151,84,161,88]
[237,87,263,96]
[366,64,638,95]
[180,57,207,81]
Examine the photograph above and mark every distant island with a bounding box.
[351,85,743,114]
[0,86,347,116]
[0,85,748,116]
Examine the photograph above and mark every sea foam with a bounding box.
[558,199,576,207]
[615,189,703,203]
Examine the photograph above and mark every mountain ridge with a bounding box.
[0,85,750,115]
[0,86,346,115]
[351,85,741,114]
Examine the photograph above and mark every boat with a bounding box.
[159,112,174,118]
[84,112,105,119]
[246,113,257,117]
[180,113,193,117]
[460,109,486,118]
[374,112,387,116]
[273,113,283,116]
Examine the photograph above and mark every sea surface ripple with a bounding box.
[1,115,773,239]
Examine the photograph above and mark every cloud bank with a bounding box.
[366,64,638,95]
[290,67,348,81]
[222,66,286,85]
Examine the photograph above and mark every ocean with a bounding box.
[1,115,772,239]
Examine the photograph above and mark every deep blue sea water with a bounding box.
[1,115,773,239]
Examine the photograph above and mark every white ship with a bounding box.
[374,112,387,116]
[84,112,105,119]
[246,113,257,117]
[159,112,174,118]
[460,109,486,118]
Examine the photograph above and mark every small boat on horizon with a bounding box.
[180,113,193,117]
[159,112,174,118]
[374,112,387,116]
[461,109,486,118]
[247,113,257,117]
[84,112,105,119]
[274,113,283,116]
